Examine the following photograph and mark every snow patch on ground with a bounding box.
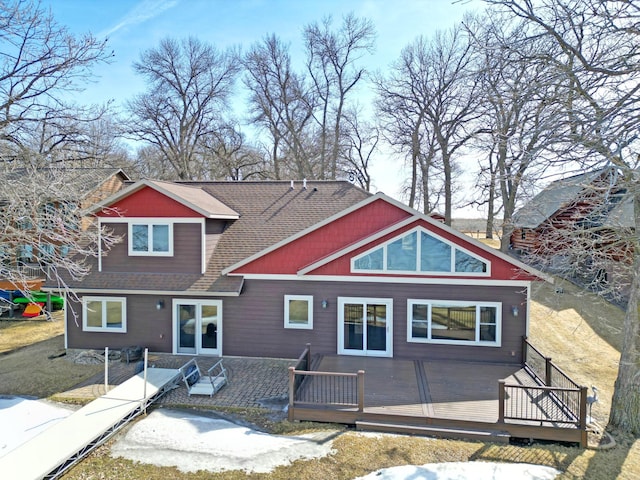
[0,399,561,479]
[0,396,74,457]
[355,462,560,480]
[111,408,336,474]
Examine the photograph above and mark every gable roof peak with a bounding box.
[87,178,239,219]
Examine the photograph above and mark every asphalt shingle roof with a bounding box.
[512,169,611,228]
[1,168,129,201]
[69,180,371,294]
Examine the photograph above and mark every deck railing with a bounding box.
[17,263,47,279]
[293,343,312,372]
[499,382,586,427]
[291,343,312,393]
[500,337,588,439]
[288,345,365,421]
[289,369,364,407]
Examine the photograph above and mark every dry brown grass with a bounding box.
[0,313,102,398]
[0,311,64,354]
[2,278,640,479]
[529,279,622,426]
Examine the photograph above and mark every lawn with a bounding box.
[1,282,639,479]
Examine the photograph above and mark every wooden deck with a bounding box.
[289,355,586,445]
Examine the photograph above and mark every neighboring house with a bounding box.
[510,167,632,301]
[59,179,546,362]
[0,168,130,293]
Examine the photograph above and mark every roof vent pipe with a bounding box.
[303,178,307,190]
[290,180,294,189]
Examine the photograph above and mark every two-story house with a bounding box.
[58,179,546,362]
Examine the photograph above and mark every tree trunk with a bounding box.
[485,163,496,239]
[408,124,420,209]
[443,152,452,226]
[609,193,640,435]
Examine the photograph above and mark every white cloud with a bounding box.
[100,0,180,37]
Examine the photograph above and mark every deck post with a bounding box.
[288,367,295,422]
[357,370,365,412]
[498,380,505,423]
[579,385,588,447]
[545,357,553,386]
[142,348,149,414]
[104,347,109,394]
[306,343,311,371]
[522,336,528,365]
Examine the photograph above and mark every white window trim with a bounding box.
[406,299,501,347]
[82,296,127,333]
[128,221,174,256]
[337,296,393,357]
[284,295,314,329]
[172,299,223,355]
[351,226,490,276]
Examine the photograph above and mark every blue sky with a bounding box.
[43,0,483,210]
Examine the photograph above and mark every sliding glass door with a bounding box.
[338,297,393,357]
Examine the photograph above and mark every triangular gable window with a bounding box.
[352,227,489,275]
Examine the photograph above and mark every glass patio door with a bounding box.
[338,297,392,357]
[175,300,221,355]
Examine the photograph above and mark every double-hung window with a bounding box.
[407,299,501,346]
[82,296,127,333]
[129,222,173,256]
[284,295,313,329]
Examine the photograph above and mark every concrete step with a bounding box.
[355,420,511,443]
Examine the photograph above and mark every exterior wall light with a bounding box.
[156,299,165,310]
[321,299,329,309]
[511,305,519,317]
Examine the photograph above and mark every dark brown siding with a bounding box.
[102,222,202,273]
[66,294,174,352]
[222,279,528,363]
[67,279,528,363]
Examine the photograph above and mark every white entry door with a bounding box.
[174,299,222,356]
[338,297,393,357]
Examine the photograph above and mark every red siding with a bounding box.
[98,187,203,218]
[310,219,533,281]
[232,198,412,274]
[233,203,535,281]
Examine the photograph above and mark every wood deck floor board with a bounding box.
[294,356,584,445]
[421,361,525,423]
[306,357,551,424]
[317,356,423,411]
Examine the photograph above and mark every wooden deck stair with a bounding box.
[356,420,511,443]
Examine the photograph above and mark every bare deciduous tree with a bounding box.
[0,165,119,313]
[304,13,375,180]
[374,36,435,211]
[126,37,241,180]
[468,14,563,250]
[201,124,267,181]
[487,0,640,435]
[341,107,378,191]
[243,34,316,179]
[375,25,479,223]
[0,0,113,161]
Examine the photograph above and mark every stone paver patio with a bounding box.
[64,354,297,410]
